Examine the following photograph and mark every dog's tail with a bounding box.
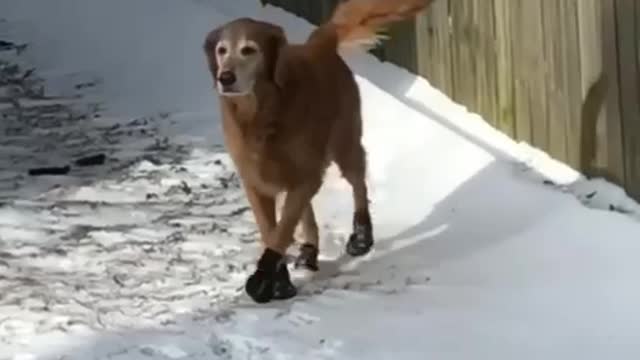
[307,0,431,52]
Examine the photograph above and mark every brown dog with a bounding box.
[204,0,431,303]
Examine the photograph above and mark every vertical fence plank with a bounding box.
[510,0,529,144]
[560,0,584,169]
[510,0,530,144]
[415,0,452,95]
[383,21,418,73]
[578,0,603,101]
[319,0,338,21]
[615,0,640,198]
[450,0,477,113]
[542,0,568,161]
[493,0,516,138]
[306,0,319,24]
[472,0,498,127]
[601,0,627,185]
[637,0,640,94]
[577,0,607,173]
[529,0,549,153]
[634,0,640,197]
[511,0,547,147]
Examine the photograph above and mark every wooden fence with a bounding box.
[264,0,640,200]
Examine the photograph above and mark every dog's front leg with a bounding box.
[245,180,322,303]
[242,183,276,250]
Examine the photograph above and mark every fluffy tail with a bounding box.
[322,0,432,50]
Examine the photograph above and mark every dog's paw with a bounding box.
[294,244,319,272]
[346,223,374,257]
[245,248,297,303]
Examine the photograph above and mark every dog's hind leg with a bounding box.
[294,204,320,271]
[336,142,374,257]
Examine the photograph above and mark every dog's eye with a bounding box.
[240,46,257,56]
[217,46,227,56]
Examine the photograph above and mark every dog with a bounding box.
[203,0,431,303]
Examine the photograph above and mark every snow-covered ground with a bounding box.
[2,0,640,359]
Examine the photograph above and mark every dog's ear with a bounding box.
[261,23,287,83]
[203,27,222,84]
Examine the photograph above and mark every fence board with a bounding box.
[529,1,549,151]
[493,0,516,137]
[415,0,452,96]
[577,0,606,171]
[542,0,568,161]
[601,0,626,185]
[556,0,583,168]
[511,0,547,147]
[634,0,640,198]
[615,0,640,198]
[383,21,418,73]
[472,0,498,126]
[450,0,477,112]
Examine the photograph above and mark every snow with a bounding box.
[2,0,640,359]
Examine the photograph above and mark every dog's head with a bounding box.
[204,18,287,97]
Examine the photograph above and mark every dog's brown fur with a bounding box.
[204,0,431,271]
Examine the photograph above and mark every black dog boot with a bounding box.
[346,212,374,257]
[245,248,297,303]
[273,262,297,300]
[294,243,319,272]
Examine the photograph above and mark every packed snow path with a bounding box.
[2,0,640,359]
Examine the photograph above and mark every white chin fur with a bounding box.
[219,90,250,97]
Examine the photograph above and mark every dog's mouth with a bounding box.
[216,82,252,97]
[219,88,247,97]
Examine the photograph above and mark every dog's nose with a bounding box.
[218,71,236,87]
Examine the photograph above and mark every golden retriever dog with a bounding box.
[203,0,431,303]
